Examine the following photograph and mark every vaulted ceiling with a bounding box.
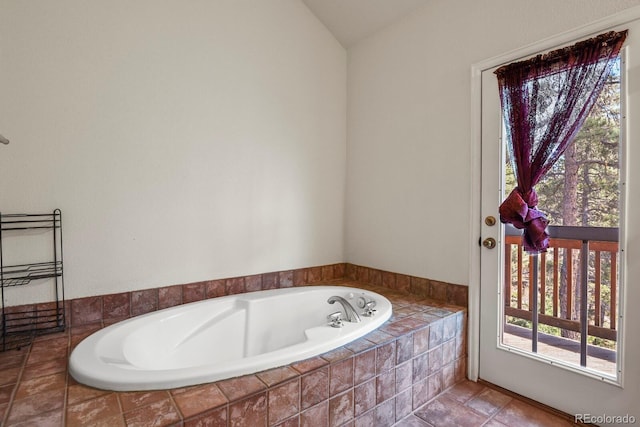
[302,0,429,47]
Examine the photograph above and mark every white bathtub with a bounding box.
[69,285,392,391]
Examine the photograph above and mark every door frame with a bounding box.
[468,5,640,383]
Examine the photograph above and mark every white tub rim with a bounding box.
[69,285,392,391]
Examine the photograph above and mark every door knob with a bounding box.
[482,237,496,249]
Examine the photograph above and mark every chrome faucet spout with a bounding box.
[327,296,361,323]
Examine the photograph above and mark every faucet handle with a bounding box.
[362,300,377,317]
[327,311,344,328]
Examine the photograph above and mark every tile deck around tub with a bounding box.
[0,281,576,426]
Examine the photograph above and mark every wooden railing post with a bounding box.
[580,240,589,367]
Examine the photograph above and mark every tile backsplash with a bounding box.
[3,262,467,328]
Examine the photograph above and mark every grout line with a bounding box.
[62,338,69,427]
[2,342,32,425]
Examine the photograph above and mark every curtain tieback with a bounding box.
[499,188,549,253]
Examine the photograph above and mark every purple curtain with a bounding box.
[495,30,627,253]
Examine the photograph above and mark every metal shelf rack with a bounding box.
[0,210,65,351]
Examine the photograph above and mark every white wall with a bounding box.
[346,0,640,286]
[0,0,347,303]
[347,2,640,421]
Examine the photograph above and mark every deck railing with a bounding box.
[504,225,619,366]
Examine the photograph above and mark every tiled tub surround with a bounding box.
[0,281,467,426]
[0,263,468,330]
[60,263,467,328]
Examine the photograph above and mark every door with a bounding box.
[479,20,639,419]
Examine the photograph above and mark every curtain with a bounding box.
[495,30,627,253]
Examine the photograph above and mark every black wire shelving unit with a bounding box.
[0,210,66,351]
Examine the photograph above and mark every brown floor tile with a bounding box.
[20,357,67,380]
[118,390,170,413]
[73,414,127,427]
[465,387,512,416]
[443,380,484,404]
[26,346,68,365]
[183,406,228,427]
[14,372,66,399]
[414,394,487,427]
[66,383,111,406]
[0,383,16,405]
[394,414,431,426]
[123,397,182,427]
[173,383,228,419]
[66,393,121,425]
[29,336,69,356]
[0,349,28,370]
[7,408,64,427]
[0,367,21,387]
[6,388,65,425]
[274,415,299,427]
[492,399,575,427]
[482,419,510,427]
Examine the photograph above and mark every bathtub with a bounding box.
[69,285,392,391]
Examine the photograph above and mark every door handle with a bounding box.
[482,237,496,249]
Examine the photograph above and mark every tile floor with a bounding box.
[399,380,580,427]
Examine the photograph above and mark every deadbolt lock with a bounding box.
[485,216,497,226]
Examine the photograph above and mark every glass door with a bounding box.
[478,23,637,419]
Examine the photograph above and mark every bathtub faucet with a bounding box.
[327,296,361,323]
